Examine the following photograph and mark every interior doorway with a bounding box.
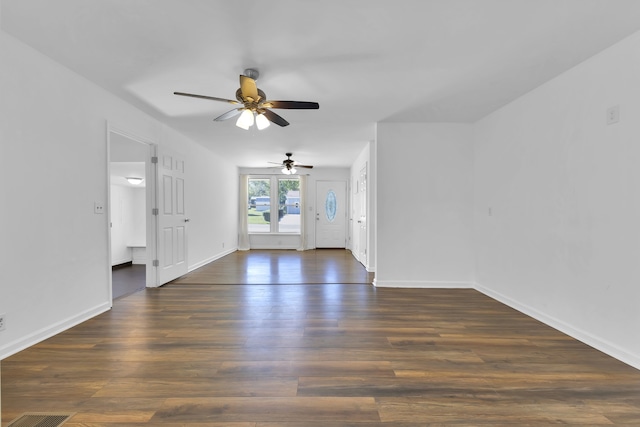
[107,126,156,300]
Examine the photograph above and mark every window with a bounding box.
[247,176,300,234]
[278,178,300,233]
[247,178,270,233]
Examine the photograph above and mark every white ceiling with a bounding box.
[4,0,640,168]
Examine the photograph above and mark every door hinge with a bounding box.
[151,156,158,164]
[152,260,159,267]
[152,208,159,215]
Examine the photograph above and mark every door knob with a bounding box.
[184,218,190,222]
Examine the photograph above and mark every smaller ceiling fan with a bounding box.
[269,153,313,175]
[174,68,319,130]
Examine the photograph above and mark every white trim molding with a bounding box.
[373,279,474,288]
[475,282,640,371]
[188,247,238,272]
[0,302,111,360]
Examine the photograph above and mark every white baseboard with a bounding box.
[248,245,300,250]
[188,247,237,272]
[475,282,640,371]
[373,279,473,288]
[0,302,111,360]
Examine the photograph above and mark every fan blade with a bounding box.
[214,108,242,121]
[293,164,313,169]
[174,92,239,104]
[240,75,259,101]
[263,109,290,127]
[264,100,319,109]
[267,161,283,165]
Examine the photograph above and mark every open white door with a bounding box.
[157,149,188,284]
[357,165,367,264]
[316,180,347,248]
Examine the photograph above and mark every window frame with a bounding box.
[247,175,301,235]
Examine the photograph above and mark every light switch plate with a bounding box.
[94,202,105,214]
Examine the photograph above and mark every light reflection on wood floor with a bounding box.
[171,249,374,285]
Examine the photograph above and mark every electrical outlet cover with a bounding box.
[607,105,620,124]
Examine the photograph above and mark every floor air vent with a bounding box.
[7,413,75,427]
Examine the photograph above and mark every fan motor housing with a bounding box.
[244,68,259,80]
[236,88,267,104]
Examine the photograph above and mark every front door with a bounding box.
[316,180,346,248]
[157,149,188,284]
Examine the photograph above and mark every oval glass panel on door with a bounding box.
[325,190,337,222]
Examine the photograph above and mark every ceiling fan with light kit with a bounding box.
[174,68,319,130]
[269,153,313,175]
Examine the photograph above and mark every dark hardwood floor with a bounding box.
[172,249,375,285]
[112,263,146,299]
[2,250,640,425]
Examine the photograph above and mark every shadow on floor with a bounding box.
[112,263,145,299]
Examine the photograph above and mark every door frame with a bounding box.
[355,163,367,266]
[106,122,159,301]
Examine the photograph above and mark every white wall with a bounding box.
[0,23,238,359]
[239,168,350,250]
[178,133,239,270]
[375,123,475,287]
[130,187,146,248]
[110,185,145,265]
[474,31,640,368]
